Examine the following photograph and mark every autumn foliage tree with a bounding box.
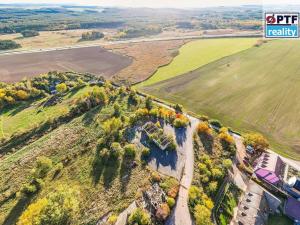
[18,186,79,225]
[243,132,269,153]
[56,83,67,93]
[197,122,212,136]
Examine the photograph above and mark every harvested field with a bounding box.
[105,40,187,84]
[0,46,132,83]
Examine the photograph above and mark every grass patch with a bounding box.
[137,38,257,87]
[140,39,300,160]
[0,94,151,224]
[1,85,94,138]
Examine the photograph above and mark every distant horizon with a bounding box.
[1,0,300,9]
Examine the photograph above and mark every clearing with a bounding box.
[137,38,258,87]
[0,46,132,83]
[139,39,300,160]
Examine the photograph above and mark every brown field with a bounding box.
[0,29,117,50]
[106,40,188,84]
[0,46,132,83]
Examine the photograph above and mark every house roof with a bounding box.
[254,152,285,178]
[255,168,280,185]
[234,180,282,225]
[285,197,300,221]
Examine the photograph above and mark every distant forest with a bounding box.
[0,5,263,34]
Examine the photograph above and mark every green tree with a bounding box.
[124,144,136,158]
[18,186,79,225]
[56,83,67,93]
[194,204,213,225]
[243,133,269,153]
[39,186,79,225]
[113,103,121,117]
[128,208,151,225]
[32,156,53,179]
[145,96,153,110]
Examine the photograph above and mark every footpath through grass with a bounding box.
[137,38,257,87]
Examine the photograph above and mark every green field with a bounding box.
[140,40,300,159]
[137,38,258,87]
[1,85,94,138]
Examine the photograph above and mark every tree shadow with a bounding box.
[175,127,187,146]
[4,102,32,117]
[82,105,103,126]
[3,196,32,225]
[103,159,120,189]
[66,86,85,98]
[123,126,138,143]
[199,133,214,154]
[91,148,105,185]
[119,156,133,193]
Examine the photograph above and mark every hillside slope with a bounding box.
[140,40,300,159]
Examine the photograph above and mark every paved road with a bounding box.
[166,116,198,225]
[0,33,261,56]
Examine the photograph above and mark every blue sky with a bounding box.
[1,0,299,8]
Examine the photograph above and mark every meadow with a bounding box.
[137,38,258,87]
[140,39,300,160]
[1,85,94,138]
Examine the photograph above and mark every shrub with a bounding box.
[56,83,67,93]
[211,168,223,179]
[124,144,136,158]
[141,147,150,159]
[199,115,209,121]
[198,163,208,173]
[207,181,218,194]
[21,30,39,37]
[16,90,29,100]
[167,197,175,208]
[54,162,64,176]
[145,96,153,110]
[150,171,161,183]
[81,31,104,41]
[32,156,53,179]
[128,208,151,225]
[194,204,213,225]
[243,133,269,153]
[197,122,212,136]
[155,203,170,221]
[0,40,21,50]
[18,186,79,225]
[223,159,232,169]
[173,118,187,128]
[108,214,118,224]
[188,186,203,208]
[174,103,183,113]
[21,183,38,196]
[160,177,179,197]
[110,142,123,159]
[113,103,121,117]
[218,132,234,145]
[209,119,222,128]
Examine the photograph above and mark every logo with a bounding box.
[265,13,299,38]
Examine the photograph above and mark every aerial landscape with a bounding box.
[1,1,300,225]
